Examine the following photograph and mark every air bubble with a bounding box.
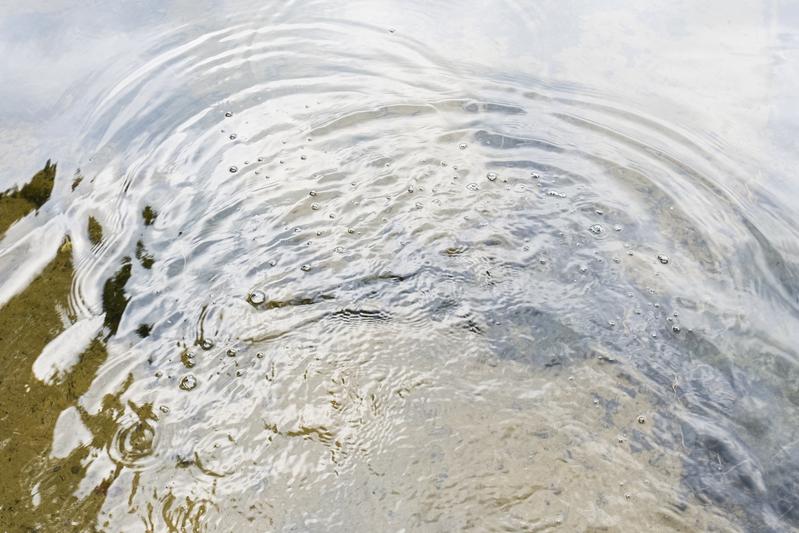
[179,375,198,391]
[248,290,266,305]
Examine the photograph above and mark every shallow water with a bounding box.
[2,1,799,531]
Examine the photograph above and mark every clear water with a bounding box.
[1,1,799,531]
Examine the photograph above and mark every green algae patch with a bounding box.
[87,216,103,245]
[135,240,154,269]
[0,238,116,532]
[136,323,152,338]
[102,259,133,337]
[0,161,56,236]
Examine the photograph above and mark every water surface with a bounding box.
[1,1,799,531]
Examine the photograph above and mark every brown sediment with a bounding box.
[0,161,56,236]
[0,239,116,531]
[141,206,157,226]
[87,217,103,245]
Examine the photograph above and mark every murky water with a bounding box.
[2,1,799,531]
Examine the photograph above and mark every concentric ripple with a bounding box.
[2,1,799,532]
